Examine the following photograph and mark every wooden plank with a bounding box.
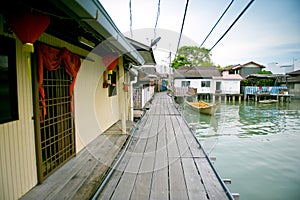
[20,149,92,200]
[150,122,168,200]
[131,112,158,199]
[150,166,169,200]
[195,158,228,200]
[50,157,98,200]
[109,116,150,199]
[72,135,128,200]
[131,156,155,199]
[175,115,206,158]
[110,156,143,200]
[165,116,180,158]
[171,116,193,158]
[182,158,207,200]
[98,151,132,200]
[169,158,189,200]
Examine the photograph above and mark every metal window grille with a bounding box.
[39,67,75,178]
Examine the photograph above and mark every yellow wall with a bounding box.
[0,25,128,198]
[0,34,36,199]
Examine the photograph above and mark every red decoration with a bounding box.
[37,43,81,120]
[102,54,119,71]
[7,10,50,44]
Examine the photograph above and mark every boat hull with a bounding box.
[259,99,278,104]
[185,101,219,115]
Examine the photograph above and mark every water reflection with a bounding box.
[181,100,300,138]
[181,99,300,200]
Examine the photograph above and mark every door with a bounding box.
[32,45,76,183]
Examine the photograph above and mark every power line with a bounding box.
[175,0,190,56]
[154,0,161,39]
[129,0,133,38]
[209,0,255,52]
[199,0,235,48]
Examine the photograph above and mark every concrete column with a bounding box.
[118,57,126,134]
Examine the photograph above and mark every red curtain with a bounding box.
[38,43,81,118]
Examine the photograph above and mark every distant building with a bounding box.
[173,66,221,96]
[266,60,300,74]
[287,70,300,98]
[222,61,265,78]
[213,74,244,95]
[132,65,159,119]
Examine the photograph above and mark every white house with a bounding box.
[213,74,244,94]
[173,66,221,96]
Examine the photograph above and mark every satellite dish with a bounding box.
[150,36,161,48]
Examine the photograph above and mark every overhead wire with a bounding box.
[175,0,190,56]
[209,0,255,52]
[129,0,133,38]
[199,0,235,48]
[153,0,161,39]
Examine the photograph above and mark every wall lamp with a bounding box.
[78,36,95,48]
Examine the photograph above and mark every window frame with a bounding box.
[0,35,18,124]
[181,80,190,87]
[201,80,211,88]
[108,71,117,97]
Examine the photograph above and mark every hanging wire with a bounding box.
[199,0,235,48]
[209,0,255,52]
[153,0,161,39]
[129,0,133,38]
[175,0,190,56]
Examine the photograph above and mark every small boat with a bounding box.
[259,99,278,104]
[184,100,219,115]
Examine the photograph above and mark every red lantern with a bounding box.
[102,54,119,71]
[7,10,50,44]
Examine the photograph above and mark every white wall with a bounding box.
[221,80,241,94]
[142,85,155,108]
[174,79,214,94]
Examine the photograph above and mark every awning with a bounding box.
[125,37,156,66]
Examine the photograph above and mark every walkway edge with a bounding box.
[91,110,146,200]
[173,97,235,200]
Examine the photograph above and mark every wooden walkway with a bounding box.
[20,121,132,200]
[96,92,232,200]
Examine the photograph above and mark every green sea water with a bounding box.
[182,99,300,200]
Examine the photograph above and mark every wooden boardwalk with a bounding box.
[96,92,233,200]
[20,121,132,200]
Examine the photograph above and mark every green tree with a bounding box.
[257,70,273,86]
[257,70,272,74]
[171,55,191,69]
[171,46,214,69]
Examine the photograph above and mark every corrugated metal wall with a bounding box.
[0,37,36,200]
[0,29,131,199]
[0,32,89,199]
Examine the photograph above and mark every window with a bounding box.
[216,81,221,90]
[181,81,190,87]
[109,71,117,96]
[0,36,18,124]
[201,81,210,87]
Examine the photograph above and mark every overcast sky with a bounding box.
[100,0,300,70]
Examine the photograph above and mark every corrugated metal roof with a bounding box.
[213,74,243,80]
[173,66,221,78]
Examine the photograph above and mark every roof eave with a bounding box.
[58,0,145,65]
